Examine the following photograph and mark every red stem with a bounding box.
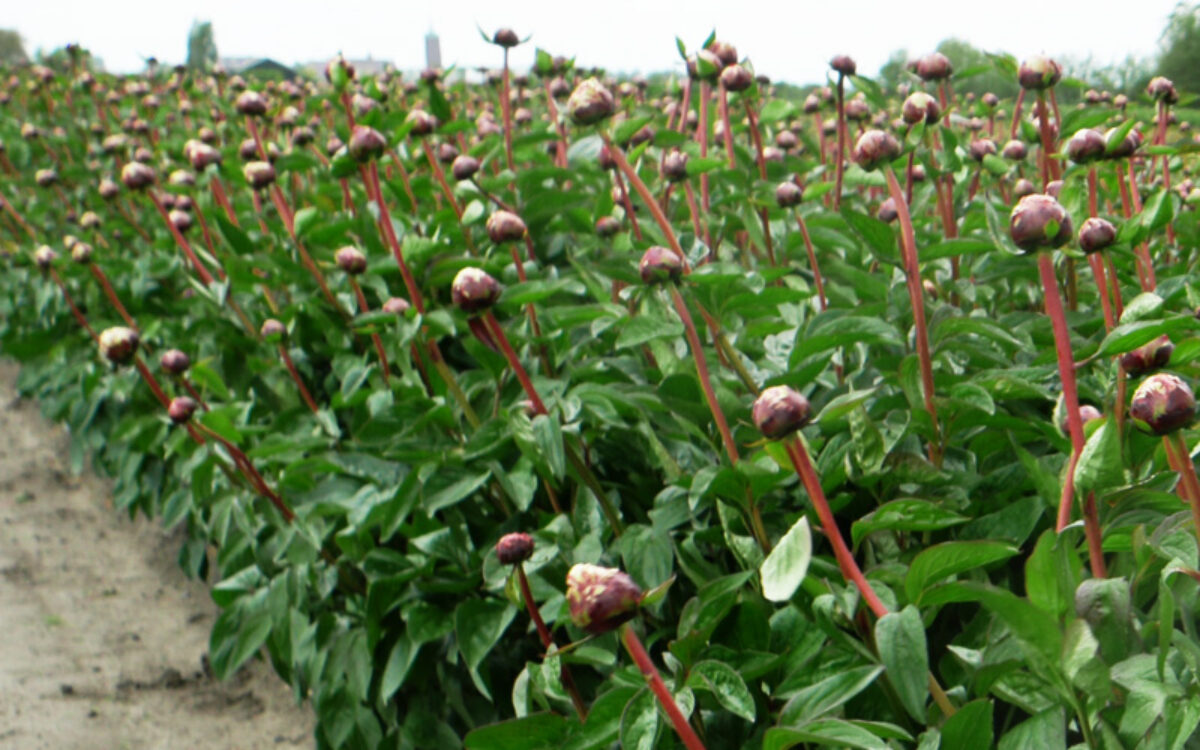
[669,285,739,463]
[90,265,137,330]
[483,310,547,416]
[350,277,390,386]
[278,344,319,413]
[49,269,99,342]
[619,624,707,750]
[884,168,941,463]
[501,49,515,173]
[834,74,846,210]
[516,565,587,720]
[366,162,425,313]
[148,192,215,285]
[782,438,890,618]
[793,210,827,310]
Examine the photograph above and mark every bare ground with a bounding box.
[0,361,314,749]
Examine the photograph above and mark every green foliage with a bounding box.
[0,28,27,66]
[5,23,1200,750]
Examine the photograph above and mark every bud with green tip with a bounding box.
[120,162,155,190]
[335,246,367,275]
[1009,194,1072,251]
[638,246,683,284]
[901,92,940,125]
[1018,56,1062,90]
[1130,372,1196,435]
[1066,129,1105,164]
[485,211,527,244]
[243,161,276,189]
[261,318,286,343]
[566,563,643,635]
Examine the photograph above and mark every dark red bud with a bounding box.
[638,246,683,284]
[451,268,502,314]
[1130,373,1196,435]
[1077,217,1116,254]
[1009,194,1072,251]
[566,563,642,635]
[853,130,901,171]
[1120,335,1174,377]
[752,385,811,439]
[486,211,527,244]
[495,532,534,564]
[99,326,139,364]
[168,396,198,425]
[335,246,367,275]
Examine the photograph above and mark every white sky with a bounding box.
[7,0,1181,83]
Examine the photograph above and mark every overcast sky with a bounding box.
[7,0,1183,84]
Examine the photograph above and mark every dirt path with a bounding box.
[0,361,314,749]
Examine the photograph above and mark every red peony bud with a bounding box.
[1130,373,1196,435]
[638,246,683,284]
[451,268,502,314]
[752,385,811,439]
[1009,194,1072,251]
[168,396,198,424]
[495,532,534,564]
[566,563,643,635]
[335,246,368,275]
[99,326,139,364]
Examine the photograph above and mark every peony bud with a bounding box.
[775,181,802,208]
[1120,335,1174,377]
[566,563,642,635]
[243,161,275,190]
[120,162,155,190]
[853,130,901,171]
[1001,140,1027,161]
[383,297,411,315]
[492,28,520,48]
[495,532,534,564]
[1066,129,1105,164]
[486,211,527,244]
[451,268,502,314]
[406,109,438,137]
[595,216,621,238]
[451,154,480,181]
[335,246,367,275]
[99,326,139,364]
[1077,217,1116,254]
[902,92,941,125]
[877,198,898,223]
[968,139,997,162]
[829,55,857,76]
[638,246,683,284]
[261,318,286,342]
[566,77,615,126]
[1018,56,1062,90]
[235,90,268,116]
[348,125,387,163]
[34,245,57,271]
[752,385,811,439]
[914,52,953,81]
[662,150,689,183]
[160,349,190,375]
[1130,372,1196,435]
[1009,194,1072,251]
[168,396,198,425]
[71,242,93,264]
[719,64,753,93]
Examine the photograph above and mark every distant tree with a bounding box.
[1159,2,1200,93]
[877,49,909,95]
[0,29,28,66]
[934,38,1019,100]
[187,21,218,72]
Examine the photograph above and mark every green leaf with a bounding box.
[213,212,255,255]
[456,599,517,701]
[619,689,659,750]
[293,206,320,238]
[616,313,683,349]
[760,515,812,602]
[852,499,969,546]
[765,719,891,750]
[425,469,493,514]
[1096,316,1200,357]
[686,660,755,721]
[380,635,418,701]
[940,700,993,750]
[1074,418,1123,493]
[920,582,1062,664]
[778,665,884,725]
[906,541,1020,602]
[465,713,572,750]
[997,708,1066,750]
[531,415,565,481]
[875,606,929,721]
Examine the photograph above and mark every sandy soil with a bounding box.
[0,361,314,749]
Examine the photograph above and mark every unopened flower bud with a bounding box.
[451,154,480,181]
[853,130,901,171]
[902,92,941,125]
[829,55,857,76]
[243,161,275,189]
[775,181,802,208]
[383,297,411,315]
[720,64,753,93]
[1001,140,1027,161]
[1120,335,1174,377]
[261,318,286,342]
[168,396,198,424]
[335,246,367,275]
[99,326,139,365]
[1018,56,1062,90]
[34,245,56,271]
[566,563,642,635]
[595,216,621,237]
[638,246,683,284]
[1009,194,1072,251]
[492,28,520,48]
[451,267,502,314]
[486,211,527,244]
[968,139,997,162]
[1130,373,1196,435]
[71,242,93,264]
[662,150,689,183]
[1066,129,1106,164]
[160,349,190,375]
[877,197,898,222]
[495,532,534,564]
[1078,217,1116,254]
[567,77,615,126]
[406,109,438,136]
[752,385,811,439]
[120,162,155,190]
[915,52,952,81]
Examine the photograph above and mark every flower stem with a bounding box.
[883,166,941,464]
[349,277,390,386]
[48,269,99,342]
[483,310,547,416]
[834,73,846,210]
[1167,433,1200,546]
[669,284,739,464]
[277,344,319,414]
[516,564,587,720]
[89,264,137,330]
[619,624,708,750]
